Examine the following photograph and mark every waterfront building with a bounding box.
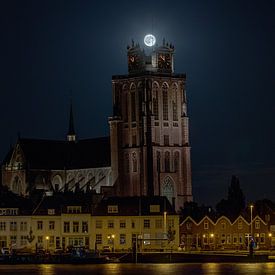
[180,215,274,250]
[0,194,179,252]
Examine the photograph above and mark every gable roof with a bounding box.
[3,136,111,170]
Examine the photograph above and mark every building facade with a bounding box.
[0,196,179,252]
[109,40,192,210]
[1,104,112,196]
[180,215,274,251]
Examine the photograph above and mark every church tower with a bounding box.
[109,37,192,210]
[67,100,76,142]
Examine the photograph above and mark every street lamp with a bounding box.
[269,233,272,251]
[108,234,115,252]
[45,236,49,252]
[250,205,254,241]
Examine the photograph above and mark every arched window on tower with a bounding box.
[157,151,161,173]
[174,151,179,172]
[164,151,170,172]
[130,85,136,122]
[137,82,143,118]
[162,176,174,204]
[125,153,130,173]
[162,83,168,120]
[132,152,137,172]
[123,92,128,122]
[172,84,178,121]
[153,83,159,120]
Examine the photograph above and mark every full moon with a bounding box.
[144,34,156,47]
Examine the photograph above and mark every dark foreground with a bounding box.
[1,263,275,275]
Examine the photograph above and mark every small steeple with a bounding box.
[67,100,76,142]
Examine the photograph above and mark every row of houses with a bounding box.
[0,194,179,253]
[180,214,275,250]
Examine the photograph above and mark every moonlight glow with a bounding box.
[144,34,156,47]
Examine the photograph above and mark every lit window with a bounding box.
[120,234,126,245]
[96,234,102,244]
[96,220,102,229]
[82,221,88,233]
[37,221,43,230]
[49,221,55,230]
[144,219,150,229]
[204,220,209,230]
[73,222,79,233]
[64,222,70,233]
[120,220,126,228]
[107,205,118,213]
[108,220,114,228]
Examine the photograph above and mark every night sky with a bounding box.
[0,0,274,206]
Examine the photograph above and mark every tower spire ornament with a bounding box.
[67,99,76,142]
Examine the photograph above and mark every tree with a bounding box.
[216,175,245,218]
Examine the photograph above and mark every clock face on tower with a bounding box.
[128,54,138,70]
[158,53,172,70]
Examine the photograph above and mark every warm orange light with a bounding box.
[269,233,272,237]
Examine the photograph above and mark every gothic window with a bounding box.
[172,84,178,121]
[162,83,168,120]
[52,175,62,191]
[124,93,128,122]
[130,85,136,122]
[12,176,22,194]
[164,151,170,172]
[132,134,137,146]
[137,82,143,116]
[125,153,129,173]
[157,151,161,172]
[164,135,169,146]
[35,175,47,190]
[153,83,159,120]
[174,152,179,172]
[162,176,174,204]
[132,152,137,172]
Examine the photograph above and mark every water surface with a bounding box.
[0,263,274,275]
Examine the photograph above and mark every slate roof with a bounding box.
[32,192,103,215]
[7,136,111,170]
[93,196,176,216]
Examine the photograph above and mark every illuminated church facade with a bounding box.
[1,38,192,210]
[110,39,193,210]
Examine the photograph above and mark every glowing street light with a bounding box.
[45,236,49,252]
[250,205,254,240]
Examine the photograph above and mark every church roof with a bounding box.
[13,136,110,170]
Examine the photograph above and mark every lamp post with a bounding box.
[210,233,214,250]
[250,205,254,241]
[269,233,272,251]
[45,236,49,253]
[108,234,115,252]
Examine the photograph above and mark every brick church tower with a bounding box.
[109,37,192,210]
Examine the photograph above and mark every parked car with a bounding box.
[1,247,10,255]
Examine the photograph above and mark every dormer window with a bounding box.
[48,209,55,215]
[150,205,160,213]
[108,205,118,214]
[67,206,82,214]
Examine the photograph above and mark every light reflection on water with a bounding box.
[0,263,275,275]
